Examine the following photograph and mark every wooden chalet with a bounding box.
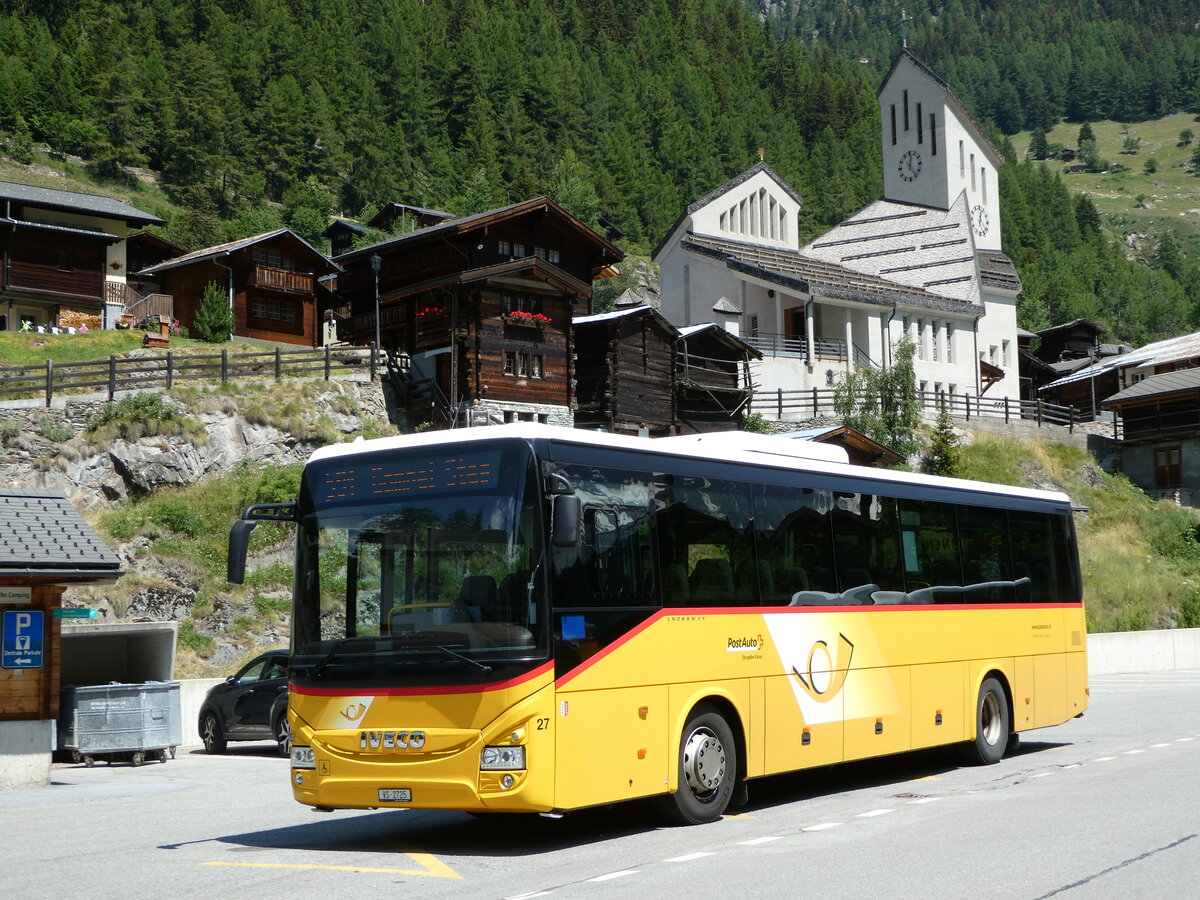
[574,306,677,436]
[0,181,162,332]
[322,218,371,259]
[135,229,338,347]
[367,203,454,233]
[1103,368,1200,506]
[675,323,761,433]
[1034,318,1106,363]
[780,425,904,468]
[336,198,623,429]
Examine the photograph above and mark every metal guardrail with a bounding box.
[749,387,1084,430]
[741,332,847,361]
[0,345,378,406]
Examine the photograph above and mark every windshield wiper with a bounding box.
[435,644,492,675]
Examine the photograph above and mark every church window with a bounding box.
[739,199,747,234]
[946,325,954,363]
[930,114,937,155]
[959,142,965,177]
[760,189,769,237]
[917,318,927,359]
[890,105,897,145]
[970,154,976,191]
[749,193,758,236]
[903,90,910,130]
[981,168,988,203]
[932,321,940,361]
[749,315,759,337]
[779,208,787,243]
[720,212,727,232]
[1002,340,1010,367]
[769,196,778,240]
[917,103,923,143]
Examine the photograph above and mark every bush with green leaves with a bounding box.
[87,392,183,432]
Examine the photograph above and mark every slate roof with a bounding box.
[0,491,123,583]
[1042,330,1200,391]
[682,233,982,317]
[801,194,983,304]
[0,180,163,226]
[1102,367,1200,407]
[136,228,338,276]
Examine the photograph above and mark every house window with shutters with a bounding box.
[1155,447,1182,488]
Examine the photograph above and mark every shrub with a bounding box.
[150,500,202,537]
[193,281,233,343]
[178,620,216,656]
[36,417,74,442]
[87,392,183,432]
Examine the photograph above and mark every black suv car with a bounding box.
[198,649,290,756]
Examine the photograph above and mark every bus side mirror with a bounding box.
[551,494,581,548]
[227,519,258,584]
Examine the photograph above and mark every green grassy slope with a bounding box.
[1012,113,1200,258]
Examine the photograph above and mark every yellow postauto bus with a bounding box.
[228,424,1087,824]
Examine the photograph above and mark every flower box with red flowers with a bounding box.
[504,311,551,328]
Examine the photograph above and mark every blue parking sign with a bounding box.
[2,610,44,669]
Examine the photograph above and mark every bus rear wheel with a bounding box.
[960,677,1010,765]
[655,704,737,825]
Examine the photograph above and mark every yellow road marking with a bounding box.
[202,853,461,879]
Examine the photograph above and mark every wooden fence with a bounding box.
[750,387,1087,431]
[0,345,378,406]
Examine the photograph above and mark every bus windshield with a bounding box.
[291,441,547,685]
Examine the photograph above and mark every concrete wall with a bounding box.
[180,678,224,748]
[1087,628,1200,677]
[0,720,54,789]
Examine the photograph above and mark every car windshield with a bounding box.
[291,440,547,685]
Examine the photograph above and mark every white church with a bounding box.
[652,50,1021,410]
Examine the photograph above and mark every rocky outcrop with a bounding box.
[0,376,390,508]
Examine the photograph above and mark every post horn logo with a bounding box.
[790,633,854,703]
[341,702,367,721]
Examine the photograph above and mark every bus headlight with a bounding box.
[480,745,526,770]
[291,745,316,769]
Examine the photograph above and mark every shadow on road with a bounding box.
[180,739,1074,857]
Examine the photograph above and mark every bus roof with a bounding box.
[308,424,1073,507]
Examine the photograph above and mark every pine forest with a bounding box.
[2,0,1200,344]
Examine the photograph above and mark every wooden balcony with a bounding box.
[249,266,314,294]
[5,262,104,304]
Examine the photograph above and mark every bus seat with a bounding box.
[775,566,810,594]
[690,558,734,605]
[499,570,531,620]
[458,575,498,622]
[842,568,873,590]
[662,563,690,605]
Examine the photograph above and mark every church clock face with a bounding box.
[898,149,922,182]
[971,204,989,237]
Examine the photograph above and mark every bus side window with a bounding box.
[752,484,835,605]
[1009,511,1057,603]
[832,493,903,601]
[958,505,1015,603]
[897,500,962,604]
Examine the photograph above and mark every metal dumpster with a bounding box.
[59,681,182,766]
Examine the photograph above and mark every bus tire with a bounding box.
[655,704,737,825]
[960,677,1010,765]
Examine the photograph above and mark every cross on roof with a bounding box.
[896,9,913,50]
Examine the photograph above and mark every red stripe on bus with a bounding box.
[291,660,554,697]
[553,603,1082,687]
[554,609,672,688]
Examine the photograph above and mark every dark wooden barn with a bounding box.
[336,197,623,429]
[675,323,761,433]
[574,306,677,435]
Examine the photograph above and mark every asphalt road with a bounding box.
[3,670,1198,899]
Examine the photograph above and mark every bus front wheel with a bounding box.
[655,704,737,825]
[960,677,1010,765]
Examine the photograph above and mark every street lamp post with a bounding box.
[370,253,382,378]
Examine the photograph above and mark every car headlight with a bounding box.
[480,745,525,770]
[291,745,316,769]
